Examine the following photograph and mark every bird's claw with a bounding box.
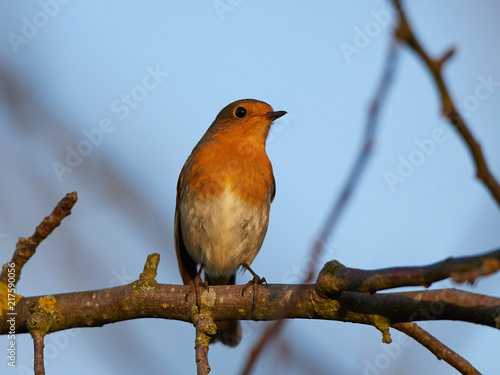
[240,262,267,296]
[185,273,208,304]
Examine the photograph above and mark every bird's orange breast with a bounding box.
[183,134,274,206]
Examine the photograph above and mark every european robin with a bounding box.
[174,99,286,347]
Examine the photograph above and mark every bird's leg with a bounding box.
[185,264,208,306]
[241,262,267,285]
[241,262,267,301]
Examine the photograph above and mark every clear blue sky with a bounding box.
[1,1,499,374]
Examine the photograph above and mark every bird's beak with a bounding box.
[266,110,287,121]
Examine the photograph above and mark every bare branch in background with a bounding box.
[391,0,500,206]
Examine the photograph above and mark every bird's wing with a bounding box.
[270,173,276,203]
[174,163,198,285]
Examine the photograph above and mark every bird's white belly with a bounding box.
[180,189,270,278]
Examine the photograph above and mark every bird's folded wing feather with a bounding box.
[174,164,198,285]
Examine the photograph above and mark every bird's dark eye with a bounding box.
[235,107,247,118]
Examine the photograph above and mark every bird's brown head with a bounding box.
[205,99,286,146]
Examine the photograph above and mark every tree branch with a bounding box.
[338,289,499,329]
[0,191,77,286]
[315,248,500,295]
[2,253,499,336]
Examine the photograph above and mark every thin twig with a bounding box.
[391,0,500,206]
[195,332,211,375]
[393,323,481,375]
[0,191,78,286]
[241,38,401,375]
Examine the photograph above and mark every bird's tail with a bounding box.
[212,320,241,347]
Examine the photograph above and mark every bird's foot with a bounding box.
[241,262,267,297]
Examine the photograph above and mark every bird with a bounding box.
[174,99,286,347]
